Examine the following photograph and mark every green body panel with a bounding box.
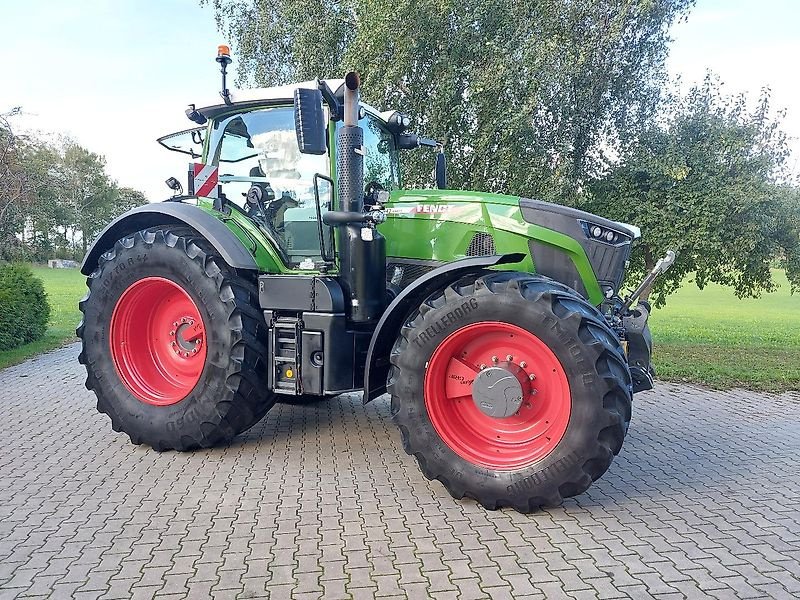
[379,189,604,306]
[195,198,287,273]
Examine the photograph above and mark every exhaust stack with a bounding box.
[335,72,386,323]
[338,72,364,213]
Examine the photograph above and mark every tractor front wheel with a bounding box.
[389,272,632,512]
[78,227,275,450]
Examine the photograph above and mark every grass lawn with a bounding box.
[649,269,800,392]
[0,266,86,370]
[1,264,798,392]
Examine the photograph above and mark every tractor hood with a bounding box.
[380,188,640,305]
[384,189,639,238]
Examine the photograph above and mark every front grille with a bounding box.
[466,232,496,256]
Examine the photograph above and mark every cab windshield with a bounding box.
[207,106,331,268]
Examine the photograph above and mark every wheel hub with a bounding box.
[471,365,526,418]
[171,317,204,354]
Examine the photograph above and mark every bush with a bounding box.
[0,264,51,351]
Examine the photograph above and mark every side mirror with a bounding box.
[294,88,327,155]
[435,150,447,189]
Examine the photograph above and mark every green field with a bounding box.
[648,269,800,392]
[1,265,798,392]
[0,266,86,370]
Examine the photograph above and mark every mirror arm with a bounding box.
[317,79,342,121]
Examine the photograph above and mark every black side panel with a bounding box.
[519,197,634,294]
[81,202,258,275]
[300,330,324,395]
[520,197,639,237]
[259,275,345,312]
[302,312,357,394]
[386,258,442,291]
[362,253,525,403]
[529,240,588,298]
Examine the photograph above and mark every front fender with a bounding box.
[362,253,525,403]
[81,202,259,275]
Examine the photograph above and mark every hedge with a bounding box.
[0,264,51,351]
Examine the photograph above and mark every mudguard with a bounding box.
[81,202,259,275]
[362,253,525,403]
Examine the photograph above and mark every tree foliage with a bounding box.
[0,264,51,350]
[206,0,694,200]
[0,112,146,262]
[583,76,799,305]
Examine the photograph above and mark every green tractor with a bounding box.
[78,47,674,512]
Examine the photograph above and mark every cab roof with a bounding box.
[194,79,354,121]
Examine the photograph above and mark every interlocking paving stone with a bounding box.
[1,343,799,599]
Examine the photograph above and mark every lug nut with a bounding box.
[491,355,498,363]
[479,364,486,370]
[529,373,536,380]
[506,355,513,361]
[520,361,527,368]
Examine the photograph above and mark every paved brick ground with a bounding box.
[1,343,799,599]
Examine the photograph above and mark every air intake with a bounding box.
[466,232,496,257]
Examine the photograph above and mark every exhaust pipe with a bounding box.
[343,72,360,127]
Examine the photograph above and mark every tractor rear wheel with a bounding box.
[389,272,632,512]
[77,227,275,450]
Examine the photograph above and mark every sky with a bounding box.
[1,0,799,202]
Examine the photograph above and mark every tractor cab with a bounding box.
[159,80,404,269]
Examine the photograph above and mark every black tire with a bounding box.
[77,226,275,451]
[389,271,632,512]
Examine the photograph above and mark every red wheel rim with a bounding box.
[109,277,207,406]
[423,322,571,470]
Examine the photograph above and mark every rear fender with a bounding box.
[80,203,259,275]
[362,253,525,403]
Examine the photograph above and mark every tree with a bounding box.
[0,119,146,262]
[583,76,799,305]
[0,109,34,260]
[206,0,694,201]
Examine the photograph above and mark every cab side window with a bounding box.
[363,115,399,190]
